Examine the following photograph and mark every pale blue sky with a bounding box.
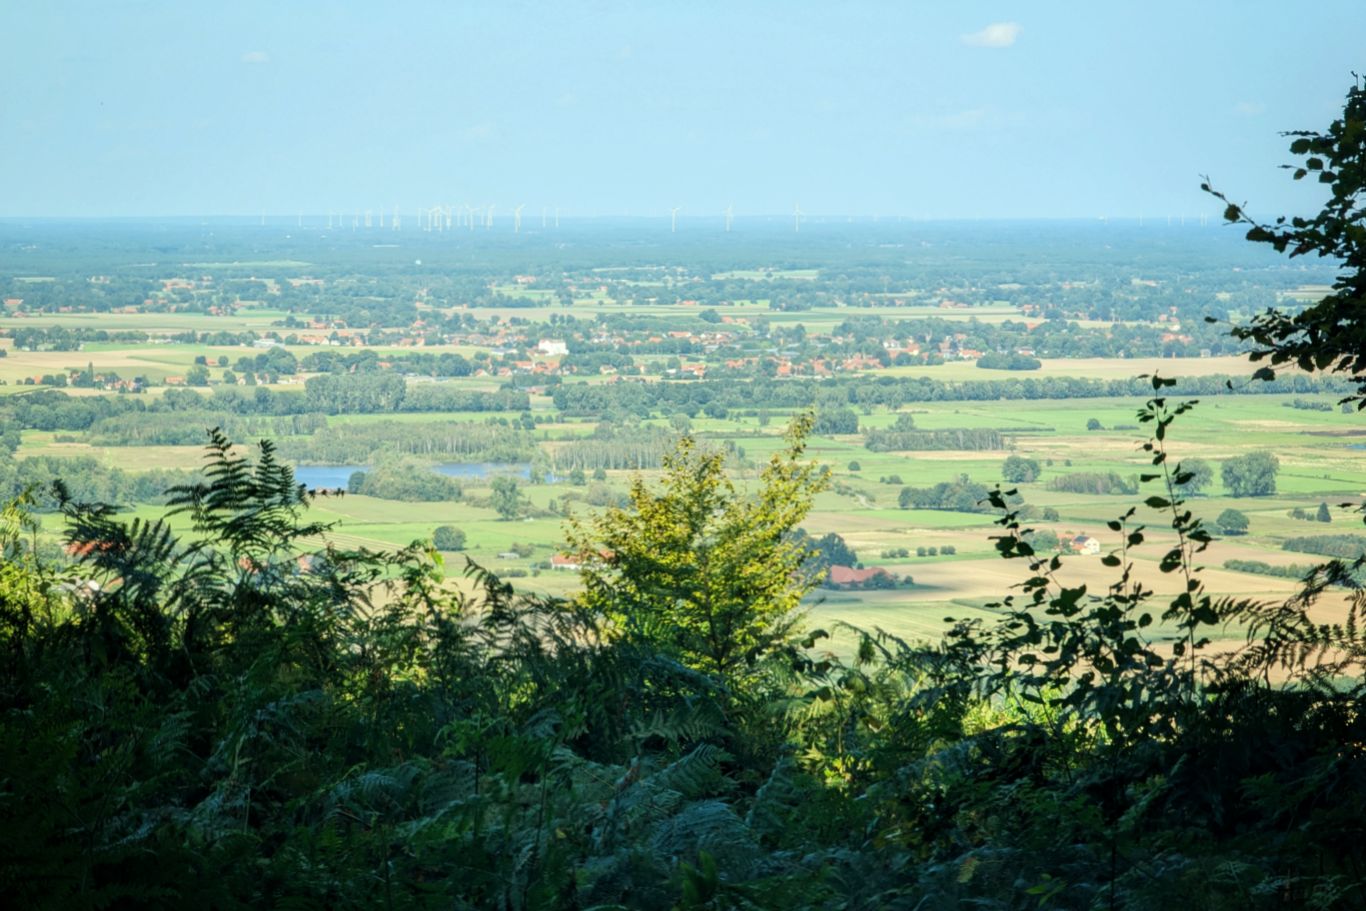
[2,1,1362,218]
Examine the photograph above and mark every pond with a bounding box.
[292,462,535,489]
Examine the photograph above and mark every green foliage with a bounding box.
[814,407,859,435]
[1282,532,1366,558]
[1001,454,1041,483]
[1047,470,1139,495]
[975,351,1041,370]
[864,426,1004,452]
[3,403,1366,908]
[284,419,532,464]
[568,415,827,677]
[897,474,995,512]
[1222,449,1280,497]
[345,457,464,501]
[788,528,858,574]
[489,475,524,520]
[433,524,466,550]
[1176,456,1214,495]
[1218,507,1251,535]
[184,363,210,386]
[1204,79,1366,406]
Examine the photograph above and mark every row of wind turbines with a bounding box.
[672,204,804,233]
[292,208,1212,232]
[300,204,810,233]
[316,204,555,233]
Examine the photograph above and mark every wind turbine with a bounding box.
[393,205,400,230]
[541,206,547,229]
[671,206,681,233]
[486,204,495,229]
[793,202,803,233]
[514,204,525,233]
[724,204,733,233]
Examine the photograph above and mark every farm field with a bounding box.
[2,219,1358,661]
[16,379,1357,658]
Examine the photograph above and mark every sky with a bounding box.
[2,1,1363,219]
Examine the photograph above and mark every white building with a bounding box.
[1070,535,1102,556]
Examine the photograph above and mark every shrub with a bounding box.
[433,525,466,551]
[1216,508,1250,536]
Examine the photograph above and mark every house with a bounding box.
[537,339,569,357]
[550,554,584,571]
[1070,535,1102,556]
[827,565,892,588]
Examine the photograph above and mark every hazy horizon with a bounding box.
[3,1,1364,220]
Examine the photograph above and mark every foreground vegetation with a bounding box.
[3,394,1365,909]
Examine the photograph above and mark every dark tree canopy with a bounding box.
[1217,508,1251,535]
[1204,79,1366,405]
[1221,450,1279,497]
[1001,455,1042,484]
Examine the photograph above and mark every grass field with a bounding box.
[7,301,1363,659]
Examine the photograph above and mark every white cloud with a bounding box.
[1234,101,1265,116]
[241,50,270,64]
[961,22,1021,48]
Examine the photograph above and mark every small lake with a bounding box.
[294,462,534,489]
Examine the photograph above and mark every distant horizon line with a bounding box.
[0,213,1221,224]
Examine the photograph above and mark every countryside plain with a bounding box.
[1,218,1355,654]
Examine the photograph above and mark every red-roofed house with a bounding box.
[827,565,892,588]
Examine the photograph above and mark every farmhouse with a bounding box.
[1070,535,1102,556]
[827,565,892,588]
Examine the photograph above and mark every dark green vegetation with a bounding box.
[4,399,1366,909]
[1205,79,1366,406]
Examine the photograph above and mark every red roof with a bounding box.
[828,565,890,585]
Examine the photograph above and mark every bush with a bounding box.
[976,352,1041,371]
[433,525,466,551]
[1221,450,1279,497]
[814,408,859,435]
[1282,533,1366,559]
[1001,455,1041,483]
[1027,528,1060,551]
[1217,508,1250,536]
[1047,472,1139,495]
